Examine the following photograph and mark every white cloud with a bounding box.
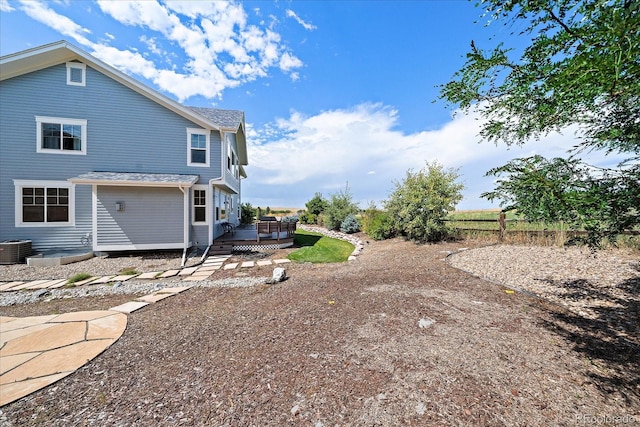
[15,0,303,102]
[286,9,317,31]
[1,0,15,12]
[18,0,92,46]
[243,103,627,209]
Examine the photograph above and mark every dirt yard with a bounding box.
[1,237,638,426]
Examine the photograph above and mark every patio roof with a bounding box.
[69,172,200,187]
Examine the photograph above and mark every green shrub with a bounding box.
[385,161,463,242]
[324,185,359,230]
[67,272,92,284]
[299,211,317,224]
[240,203,256,224]
[340,214,361,234]
[363,209,396,240]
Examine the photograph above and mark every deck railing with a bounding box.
[256,221,297,242]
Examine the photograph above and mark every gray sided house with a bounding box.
[0,40,248,256]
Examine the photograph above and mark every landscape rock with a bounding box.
[266,267,287,284]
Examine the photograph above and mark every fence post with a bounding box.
[498,211,506,242]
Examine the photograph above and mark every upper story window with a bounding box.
[14,180,75,227]
[35,116,87,155]
[66,62,86,86]
[187,128,210,167]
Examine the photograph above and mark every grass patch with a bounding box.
[67,272,92,284]
[288,230,354,263]
[119,268,140,275]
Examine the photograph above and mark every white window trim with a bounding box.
[14,180,76,228]
[66,62,86,86]
[35,116,87,155]
[191,184,209,225]
[187,128,210,167]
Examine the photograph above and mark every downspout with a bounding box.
[179,185,189,268]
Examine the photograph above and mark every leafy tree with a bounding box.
[440,0,640,246]
[305,192,328,216]
[483,156,640,247]
[324,184,360,231]
[385,161,464,242]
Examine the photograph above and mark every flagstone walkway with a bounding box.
[0,255,291,407]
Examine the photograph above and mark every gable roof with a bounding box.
[0,40,248,165]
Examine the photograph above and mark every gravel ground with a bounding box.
[1,238,639,426]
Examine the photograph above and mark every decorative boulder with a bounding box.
[266,267,287,284]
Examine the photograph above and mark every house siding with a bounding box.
[96,186,184,248]
[0,63,225,249]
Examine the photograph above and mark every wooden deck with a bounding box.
[213,222,296,252]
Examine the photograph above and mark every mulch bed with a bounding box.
[1,237,638,426]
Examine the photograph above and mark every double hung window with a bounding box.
[187,129,209,167]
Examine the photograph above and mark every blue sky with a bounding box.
[0,0,624,210]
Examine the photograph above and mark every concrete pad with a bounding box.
[0,372,71,406]
[274,259,291,264]
[156,286,191,294]
[91,275,116,284]
[136,293,174,303]
[223,263,239,270]
[136,271,162,279]
[110,274,139,282]
[53,310,115,323]
[1,339,115,385]
[0,352,41,375]
[158,270,180,278]
[178,266,199,276]
[1,322,86,357]
[241,261,255,268]
[0,282,24,291]
[257,260,272,266]
[86,313,128,340]
[109,301,149,314]
[206,255,231,262]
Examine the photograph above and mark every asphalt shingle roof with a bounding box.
[188,107,244,130]
[70,172,199,185]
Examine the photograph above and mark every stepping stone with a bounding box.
[110,274,139,282]
[198,265,221,272]
[257,260,272,267]
[137,271,162,280]
[156,286,191,294]
[274,259,291,264]
[206,255,231,262]
[25,280,62,290]
[69,276,99,287]
[11,280,49,290]
[109,301,149,314]
[241,261,255,268]
[178,267,199,276]
[91,276,116,284]
[42,279,68,289]
[136,293,174,303]
[223,263,239,270]
[158,270,180,278]
[0,282,24,291]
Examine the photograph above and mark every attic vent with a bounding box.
[66,62,86,86]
